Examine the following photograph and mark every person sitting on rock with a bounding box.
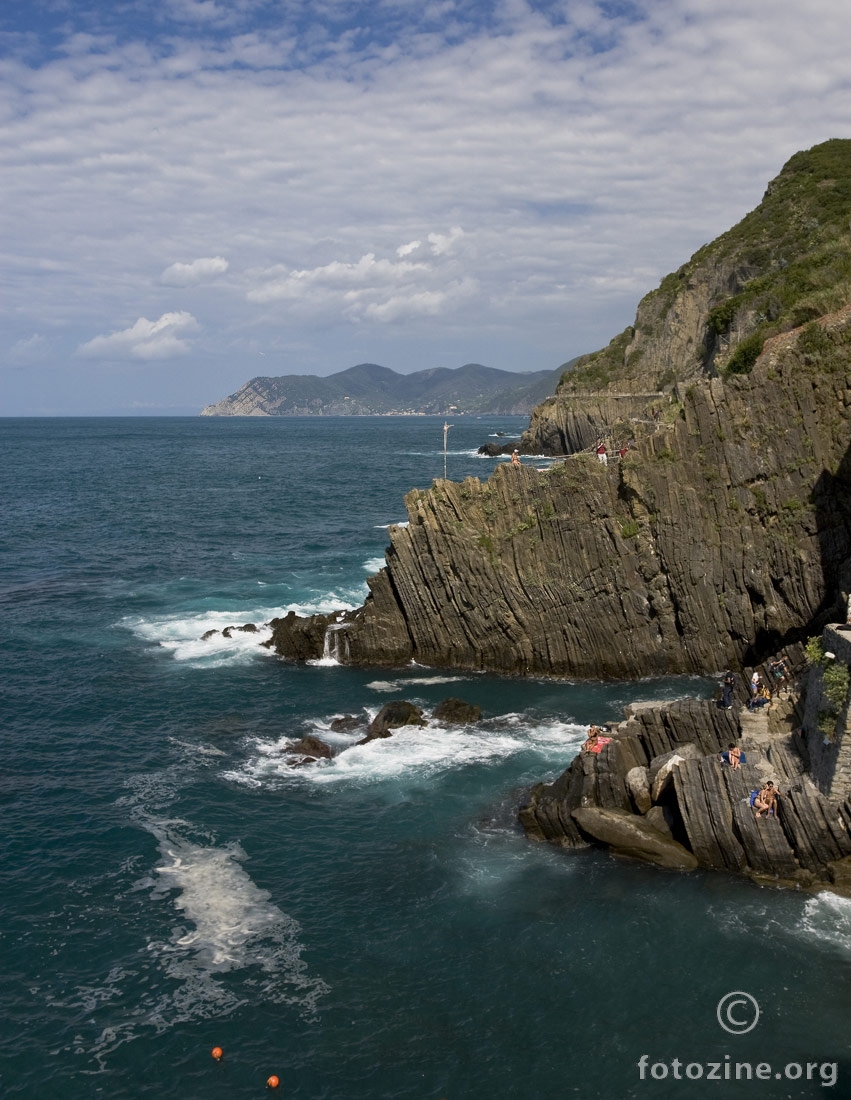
[583,726,601,752]
[511,449,521,467]
[721,743,742,769]
[754,781,783,818]
[748,673,769,709]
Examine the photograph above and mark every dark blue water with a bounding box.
[2,417,849,1099]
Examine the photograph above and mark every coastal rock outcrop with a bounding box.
[519,659,851,892]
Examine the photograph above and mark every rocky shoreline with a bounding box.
[519,641,851,896]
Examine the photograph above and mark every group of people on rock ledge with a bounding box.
[719,656,790,712]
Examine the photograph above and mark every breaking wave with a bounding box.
[225,712,585,790]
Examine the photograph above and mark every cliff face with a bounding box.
[268,309,851,677]
[266,142,851,681]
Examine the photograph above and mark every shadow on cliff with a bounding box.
[809,437,851,626]
[742,438,851,667]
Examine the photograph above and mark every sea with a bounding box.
[2,415,850,1100]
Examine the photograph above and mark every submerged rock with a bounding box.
[285,735,335,763]
[330,715,361,732]
[431,698,482,724]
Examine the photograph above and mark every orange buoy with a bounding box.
[211,1047,224,1061]
[266,1076,280,1089]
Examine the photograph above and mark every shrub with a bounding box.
[805,635,825,665]
[823,660,850,711]
[725,329,767,375]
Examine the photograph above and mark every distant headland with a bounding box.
[200,361,570,417]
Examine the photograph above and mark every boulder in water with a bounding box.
[432,698,482,724]
[362,700,426,742]
[285,735,335,762]
[330,715,361,732]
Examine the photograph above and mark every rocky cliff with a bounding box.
[268,310,851,678]
[265,141,851,681]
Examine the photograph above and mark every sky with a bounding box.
[2,0,851,415]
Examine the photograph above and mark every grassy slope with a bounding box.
[562,138,851,392]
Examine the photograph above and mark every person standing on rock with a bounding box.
[596,442,607,466]
[511,449,521,467]
[721,669,736,709]
[748,671,763,710]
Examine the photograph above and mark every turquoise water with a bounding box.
[2,416,849,1099]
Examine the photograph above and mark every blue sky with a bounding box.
[3,0,851,414]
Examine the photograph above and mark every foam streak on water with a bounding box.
[144,831,328,1016]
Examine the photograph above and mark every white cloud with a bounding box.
[77,312,199,360]
[5,0,851,411]
[160,256,229,286]
[248,248,431,300]
[428,228,464,256]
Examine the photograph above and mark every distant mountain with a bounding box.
[200,362,565,416]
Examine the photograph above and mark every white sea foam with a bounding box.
[363,556,386,573]
[122,831,328,1036]
[124,609,276,665]
[227,714,585,789]
[366,674,468,692]
[71,758,330,1072]
[374,520,409,529]
[455,821,578,895]
[798,891,851,956]
[710,888,851,961]
[123,592,366,666]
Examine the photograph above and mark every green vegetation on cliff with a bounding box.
[563,138,851,393]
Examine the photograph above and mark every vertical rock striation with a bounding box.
[266,142,851,681]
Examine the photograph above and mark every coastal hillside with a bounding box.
[200,361,564,416]
[525,138,851,454]
[266,140,851,681]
